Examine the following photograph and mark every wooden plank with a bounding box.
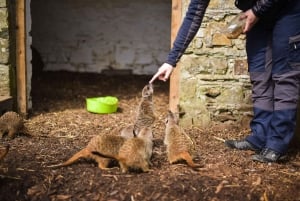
[16,0,27,116]
[169,0,182,112]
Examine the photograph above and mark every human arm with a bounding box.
[149,0,210,83]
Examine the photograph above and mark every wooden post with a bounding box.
[16,0,27,116]
[169,0,182,112]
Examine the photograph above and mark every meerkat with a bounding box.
[95,127,154,173]
[0,144,9,161]
[134,83,156,134]
[0,111,25,139]
[120,125,135,139]
[164,110,201,169]
[121,84,156,139]
[47,134,127,169]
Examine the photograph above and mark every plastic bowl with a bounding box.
[86,96,118,114]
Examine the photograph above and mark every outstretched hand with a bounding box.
[149,63,174,84]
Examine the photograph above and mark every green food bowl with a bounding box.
[86,96,118,114]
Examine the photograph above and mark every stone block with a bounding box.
[212,33,232,47]
[0,9,7,29]
[0,0,6,8]
[215,85,244,104]
[179,78,197,100]
[208,0,236,9]
[234,59,248,75]
[0,39,8,64]
[179,102,211,127]
[210,57,228,75]
[0,64,9,96]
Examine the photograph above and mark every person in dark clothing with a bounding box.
[150,0,300,163]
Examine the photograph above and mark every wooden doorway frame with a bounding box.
[16,0,27,116]
[169,0,181,112]
[15,0,181,115]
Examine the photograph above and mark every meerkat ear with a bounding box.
[166,110,173,124]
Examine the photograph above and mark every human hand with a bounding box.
[149,63,174,83]
[242,9,259,33]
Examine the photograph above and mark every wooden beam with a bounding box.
[16,0,27,116]
[169,0,182,112]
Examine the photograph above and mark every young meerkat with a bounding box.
[48,134,127,169]
[95,127,154,173]
[164,110,201,169]
[0,144,9,161]
[0,111,25,139]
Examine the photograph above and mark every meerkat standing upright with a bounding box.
[133,84,156,134]
[164,110,201,169]
[120,83,156,138]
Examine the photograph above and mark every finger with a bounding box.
[149,72,160,84]
[163,70,172,81]
[243,22,249,33]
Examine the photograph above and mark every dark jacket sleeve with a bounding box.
[166,0,210,67]
[252,0,288,18]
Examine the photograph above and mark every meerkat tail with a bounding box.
[0,145,9,161]
[47,148,91,168]
[91,151,117,160]
[179,152,202,169]
[91,151,126,164]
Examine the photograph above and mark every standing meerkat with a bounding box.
[121,84,156,139]
[96,127,154,173]
[134,84,156,134]
[164,110,201,169]
[48,134,127,169]
[0,111,25,139]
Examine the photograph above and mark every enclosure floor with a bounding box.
[0,71,300,201]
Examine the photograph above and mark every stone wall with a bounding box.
[178,0,253,127]
[31,0,171,75]
[0,0,10,97]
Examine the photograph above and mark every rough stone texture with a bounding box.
[0,0,6,8]
[0,64,9,96]
[0,8,9,65]
[0,38,9,64]
[178,0,252,127]
[0,3,10,97]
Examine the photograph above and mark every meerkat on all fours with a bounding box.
[0,111,27,139]
[47,134,128,169]
[95,127,154,173]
